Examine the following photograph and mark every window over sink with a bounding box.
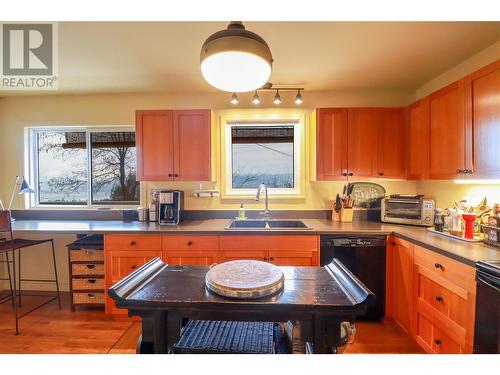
[28,127,139,207]
[222,117,304,198]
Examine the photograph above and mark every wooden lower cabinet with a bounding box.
[105,234,319,313]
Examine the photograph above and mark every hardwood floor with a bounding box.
[0,292,423,354]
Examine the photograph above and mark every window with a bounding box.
[224,121,302,196]
[32,128,139,206]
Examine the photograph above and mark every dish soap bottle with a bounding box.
[238,203,247,220]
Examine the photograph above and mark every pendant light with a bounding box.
[273,90,282,105]
[200,22,273,93]
[294,89,303,105]
[251,91,261,105]
[230,93,239,105]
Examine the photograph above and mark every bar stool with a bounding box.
[0,210,61,335]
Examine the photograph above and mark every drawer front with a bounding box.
[70,249,104,262]
[268,250,318,266]
[162,235,219,252]
[73,292,105,305]
[163,250,219,266]
[416,313,463,354]
[414,245,475,290]
[72,263,104,276]
[219,235,319,252]
[72,277,105,291]
[220,250,268,262]
[105,235,162,251]
[417,272,468,328]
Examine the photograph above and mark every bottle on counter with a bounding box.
[434,208,444,232]
[238,203,247,220]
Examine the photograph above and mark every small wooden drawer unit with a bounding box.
[67,235,105,311]
[413,245,476,354]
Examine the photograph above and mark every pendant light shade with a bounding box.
[200,22,273,93]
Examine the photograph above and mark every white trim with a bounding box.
[222,119,304,198]
[26,125,138,209]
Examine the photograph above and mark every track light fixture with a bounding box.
[294,89,303,105]
[251,91,261,105]
[273,90,282,105]
[228,83,304,105]
[230,92,239,105]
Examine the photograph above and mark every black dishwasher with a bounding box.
[320,236,386,320]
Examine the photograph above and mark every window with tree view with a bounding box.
[231,125,295,189]
[35,129,139,206]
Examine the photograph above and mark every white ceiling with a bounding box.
[1,21,499,96]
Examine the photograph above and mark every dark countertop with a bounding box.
[11,219,499,266]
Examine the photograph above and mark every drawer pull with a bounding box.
[434,263,443,270]
[84,250,94,255]
[131,265,137,270]
[87,293,96,298]
[86,264,95,270]
[263,257,269,261]
[130,241,136,246]
[435,295,443,302]
[187,241,193,246]
[269,257,275,261]
[88,279,97,284]
[434,339,441,345]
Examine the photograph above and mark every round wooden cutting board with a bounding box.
[205,260,285,299]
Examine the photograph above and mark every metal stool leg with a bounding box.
[50,240,62,309]
[17,249,22,307]
[5,252,14,308]
[11,250,19,335]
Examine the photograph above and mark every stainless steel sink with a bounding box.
[225,219,312,230]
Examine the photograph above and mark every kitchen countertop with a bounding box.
[11,219,499,266]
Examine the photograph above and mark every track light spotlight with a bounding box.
[273,90,282,105]
[251,91,261,105]
[230,93,239,105]
[294,89,303,105]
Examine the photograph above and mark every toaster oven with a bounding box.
[381,195,435,226]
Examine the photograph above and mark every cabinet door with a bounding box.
[465,60,500,178]
[429,81,466,179]
[316,108,348,180]
[391,238,415,335]
[163,250,219,266]
[378,108,406,179]
[173,109,211,181]
[347,108,381,178]
[136,110,174,181]
[408,97,430,179]
[220,250,268,262]
[268,250,318,266]
[106,250,162,283]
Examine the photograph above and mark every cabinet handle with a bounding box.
[435,295,443,302]
[342,172,348,176]
[174,174,179,177]
[86,264,95,270]
[168,173,173,177]
[456,169,462,174]
[434,339,441,345]
[434,263,443,270]
[269,257,275,261]
[131,265,137,270]
[348,173,353,176]
[391,242,396,246]
[187,241,193,246]
[130,241,136,246]
[87,293,96,298]
[263,257,269,261]
[378,172,384,176]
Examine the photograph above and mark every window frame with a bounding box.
[223,119,303,198]
[27,126,138,208]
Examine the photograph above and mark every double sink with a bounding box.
[226,219,312,230]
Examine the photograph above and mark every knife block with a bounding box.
[332,207,354,222]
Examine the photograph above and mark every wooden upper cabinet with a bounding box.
[347,108,381,178]
[429,81,466,179]
[173,110,211,181]
[378,108,406,179]
[136,109,211,181]
[316,108,348,180]
[408,97,430,180]
[136,110,174,181]
[465,59,500,178]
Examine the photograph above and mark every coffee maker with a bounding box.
[159,190,184,225]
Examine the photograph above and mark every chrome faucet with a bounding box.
[256,183,270,219]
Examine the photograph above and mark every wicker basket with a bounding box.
[72,278,104,290]
[72,263,104,276]
[70,249,104,262]
[72,292,105,305]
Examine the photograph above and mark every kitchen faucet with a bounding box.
[256,183,270,219]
